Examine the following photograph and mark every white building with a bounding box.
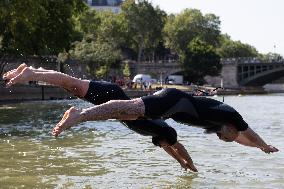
[85,0,123,14]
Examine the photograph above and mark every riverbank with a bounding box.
[0,83,276,104]
[0,83,153,104]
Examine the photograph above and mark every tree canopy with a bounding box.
[217,34,259,58]
[0,0,86,55]
[121,0,166,62]
[182,38,221,83]
[164,9,221,54]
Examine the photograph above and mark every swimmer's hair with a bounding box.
[204,127,222,134]
[221,124,238,134]
[204,124,238,134]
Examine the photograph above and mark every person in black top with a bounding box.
[142,88,249,139]
[3,64,196,172]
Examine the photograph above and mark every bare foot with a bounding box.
[52,107,82,137]
[3,63,27,81]
[5,65,34,87]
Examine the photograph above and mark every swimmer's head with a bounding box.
[216,124,239,142]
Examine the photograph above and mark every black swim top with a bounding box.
[83,81,178,146]
[141,88,248,132]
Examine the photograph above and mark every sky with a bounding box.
[150,0,284,56]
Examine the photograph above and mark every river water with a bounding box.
[0,94,283,189]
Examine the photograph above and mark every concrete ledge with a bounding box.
[0,84,74,102]
[0,84,154,103]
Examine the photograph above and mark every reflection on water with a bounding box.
[0,96,284,188]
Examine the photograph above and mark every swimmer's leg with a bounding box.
[3,63,89,97]
[3,63,27,80]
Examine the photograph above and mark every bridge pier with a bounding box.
[222,63,239,88]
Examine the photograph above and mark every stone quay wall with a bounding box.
[0,83,151,103]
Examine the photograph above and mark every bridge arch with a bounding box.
[220,58,284,88]
[239,67,284,86]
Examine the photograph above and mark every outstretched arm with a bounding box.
[52,99,145,136]
[80,99,145,121]
[160,141,198,172]
[234,127,279,153]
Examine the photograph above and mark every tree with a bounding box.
[76,9,101,36]
[259,52,283,62]
[217,34,259,58]
[122,63,131,77]
[96,11,127,48]
[69,9,124,78]
[121,0,166,62]
[182,38,221,84]
[163,9,221,54]
[0,0,87,56]
[69,38,121,78]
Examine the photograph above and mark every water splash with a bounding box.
[65,64,75,77]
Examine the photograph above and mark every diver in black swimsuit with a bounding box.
[142,88,248,135]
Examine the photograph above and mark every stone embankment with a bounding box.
[0,83,271,104]
[0,83,73,103]
[0,83,153,103]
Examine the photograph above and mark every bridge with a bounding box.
[125,57,284,88]
[221,57,284,88]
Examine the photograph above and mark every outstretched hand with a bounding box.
[52,107,82,137]
[261,145,279,154]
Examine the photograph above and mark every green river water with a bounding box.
[0,95,283,189]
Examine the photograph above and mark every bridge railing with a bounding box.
[124,59,179,65]
[221,57,284,64]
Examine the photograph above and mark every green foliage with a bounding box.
[0,0,87,56]
[182,38,221,83]
[122,63,131,77]
[0,36,3,51]
[163,9,221,54]
[121,0,166,62]
[96,11,127,46]
[217,34,259,58]
[69,38,121,78]
[163,9,221,82]
[69,9,124,78]
[76,9,101,36]
[259,52,283,62]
